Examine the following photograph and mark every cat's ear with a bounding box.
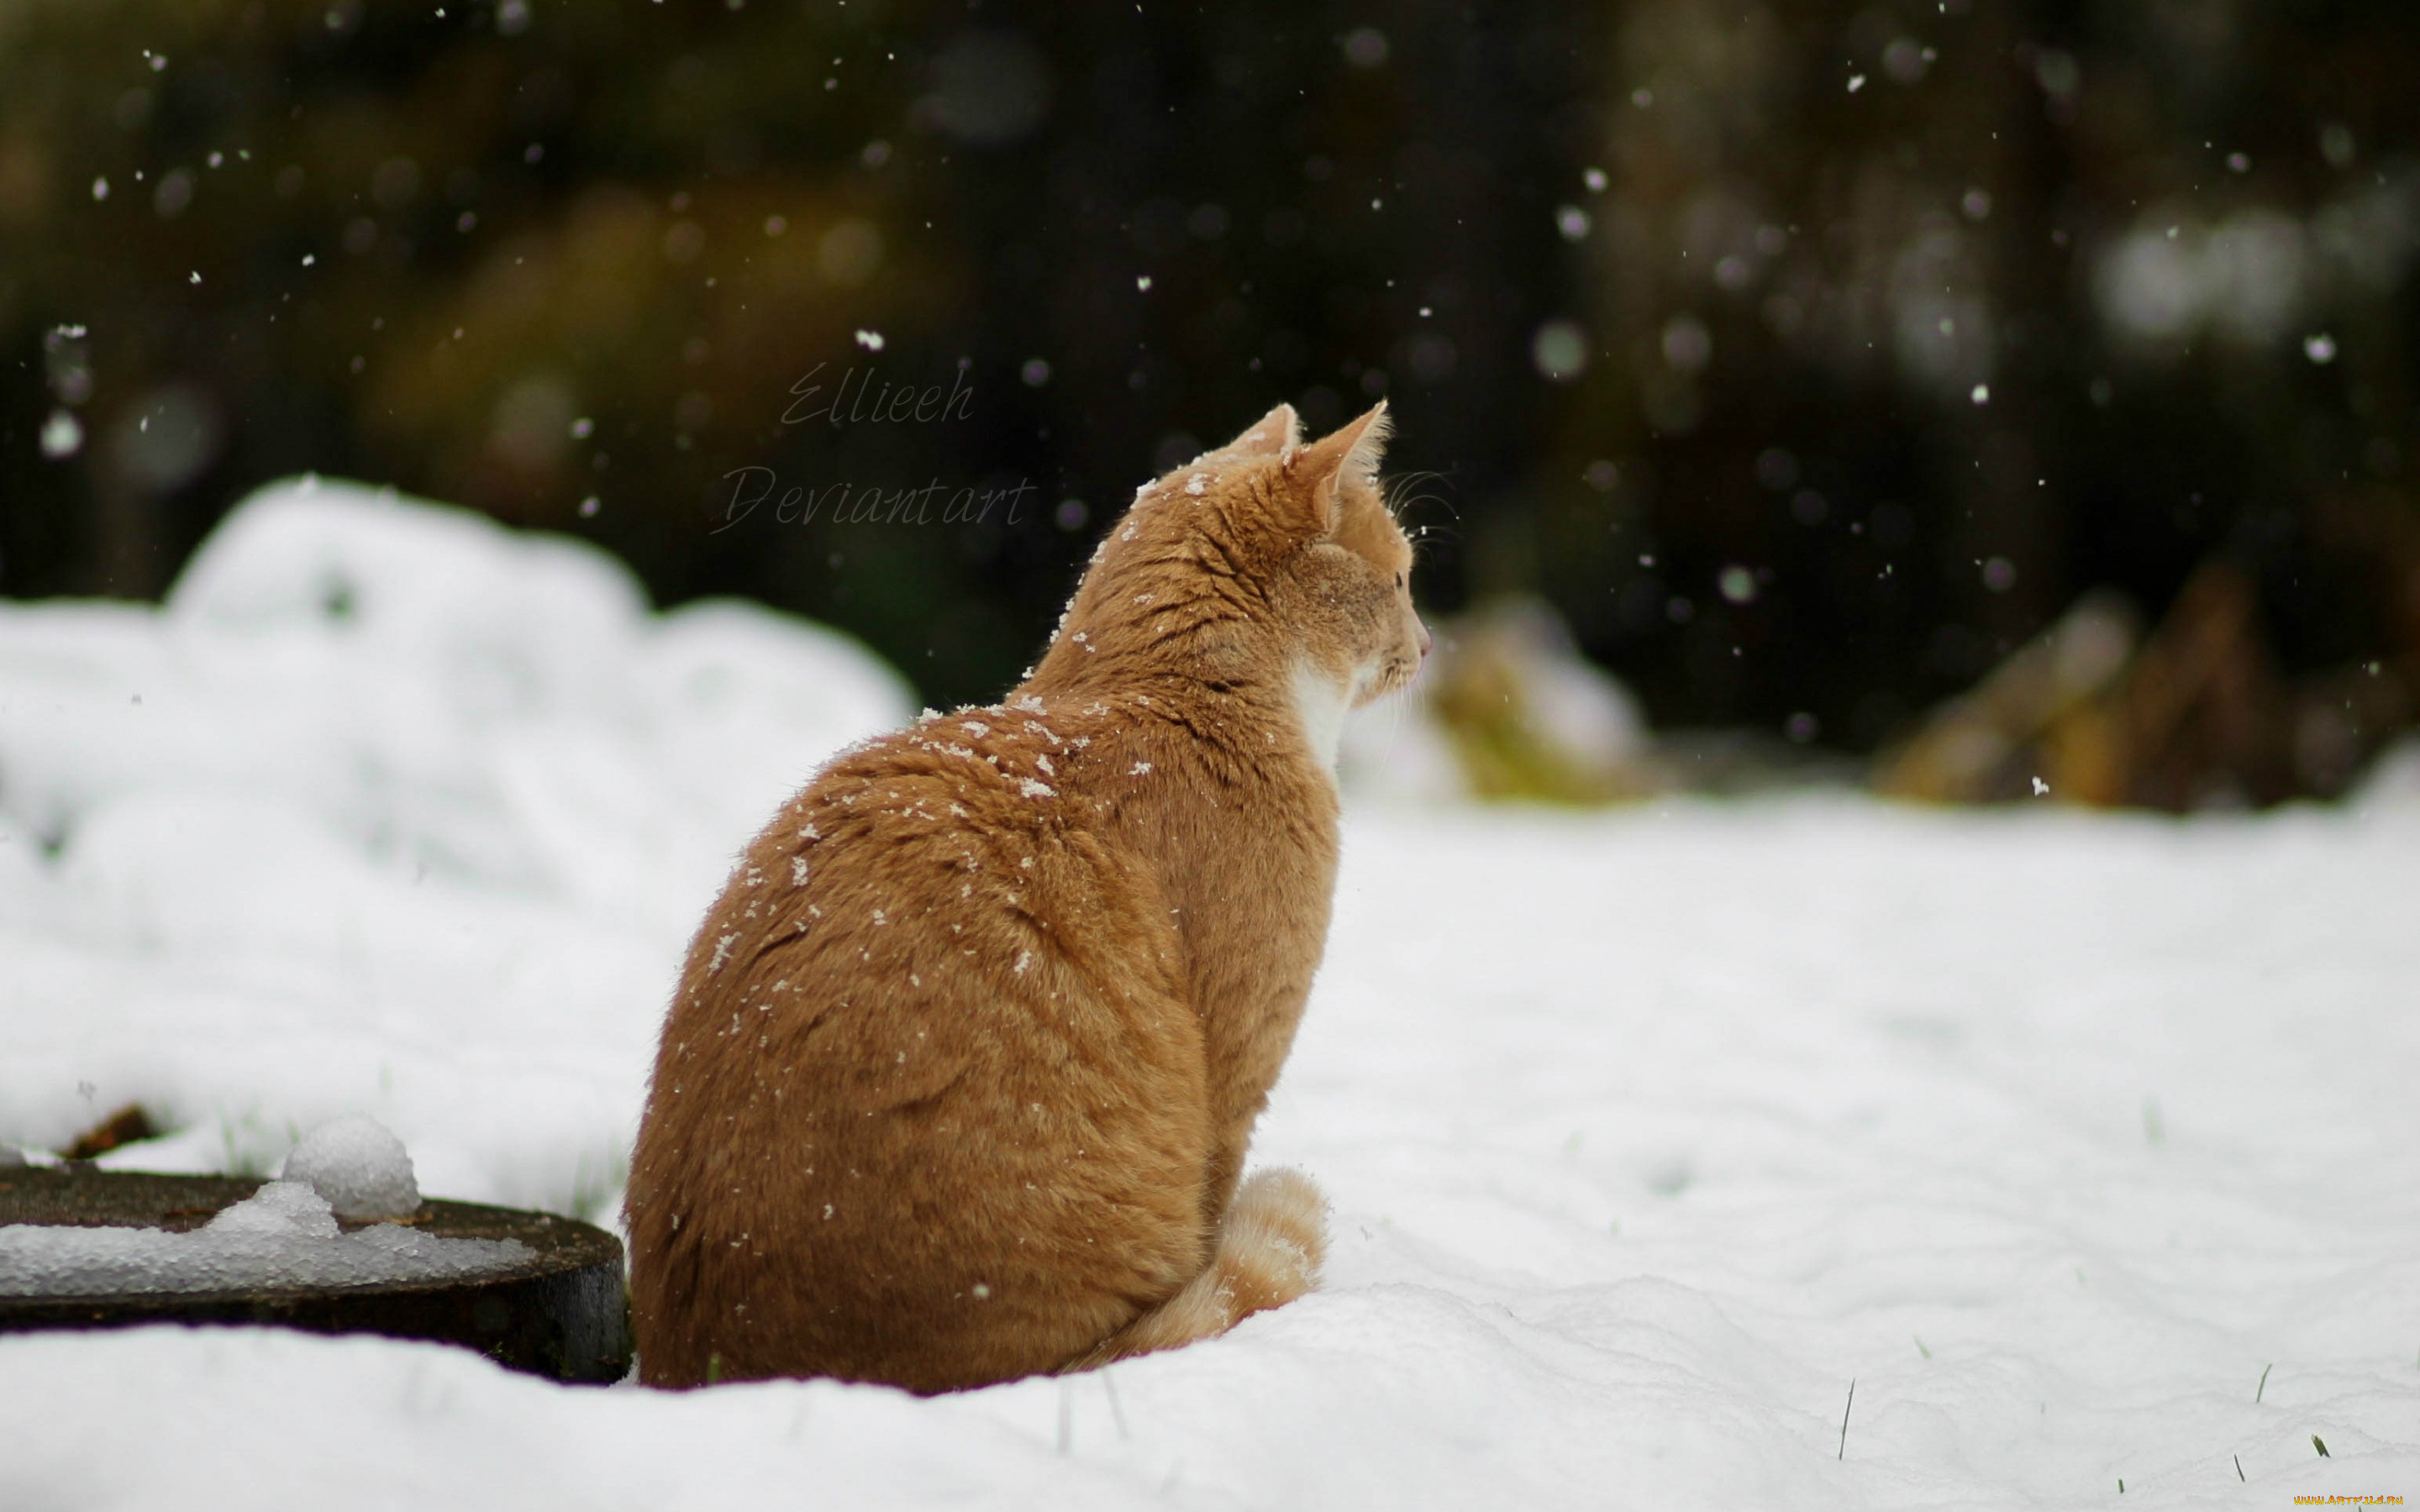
[1282,402,1391,535]
[1219,402,1301,460]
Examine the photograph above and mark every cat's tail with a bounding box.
[1072,1167,1327,1369]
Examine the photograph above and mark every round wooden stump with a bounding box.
[0,1167,629,1383]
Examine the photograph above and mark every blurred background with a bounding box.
[3,0,2417,809]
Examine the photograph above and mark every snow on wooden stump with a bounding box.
[0,1168,629,1383]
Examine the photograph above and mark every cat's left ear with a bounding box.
[1218,402,1301,460]
[1283,401,1391,536]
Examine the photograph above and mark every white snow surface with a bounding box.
[280,1114,420,1219]
[3,482,2418,1509]
[0,1180,530,1299]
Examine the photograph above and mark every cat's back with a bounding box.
[771,692,1172,973]
[656,691,1198,1121]
[627,693,1213,1390]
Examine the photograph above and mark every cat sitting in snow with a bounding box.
[626,402,1426,1392]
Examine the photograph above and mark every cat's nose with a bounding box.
[1415,618,1433,658]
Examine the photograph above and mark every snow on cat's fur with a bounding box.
[626,402,1425,1392]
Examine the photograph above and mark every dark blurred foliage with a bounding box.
[3,0,2417,781]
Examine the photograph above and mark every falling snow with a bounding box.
[39,411,84,459]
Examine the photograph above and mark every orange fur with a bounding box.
[625,402,1423,1393]
[1069,1168,1329,1368]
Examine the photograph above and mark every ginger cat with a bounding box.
[625,401,1425,1393]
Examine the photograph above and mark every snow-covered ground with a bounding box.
[3,482,2415,1509]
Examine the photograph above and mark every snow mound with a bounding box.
[280,1115,420,1220]
[0,476,915,1210]
[205,1179,342,1239]
[0,1180,531,1299]
[2349,733,2420,811]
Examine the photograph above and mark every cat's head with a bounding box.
[1042,402,1428,712]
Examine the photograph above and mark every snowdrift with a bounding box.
[3,480,2416,1509]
